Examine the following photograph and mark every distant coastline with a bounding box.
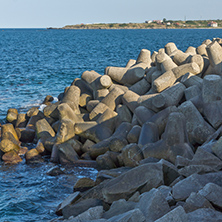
[48,20,222,30]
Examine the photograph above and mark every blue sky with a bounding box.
[0,0,222,28]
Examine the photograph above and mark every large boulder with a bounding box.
[137,188,170,222]
[102,163,163,203]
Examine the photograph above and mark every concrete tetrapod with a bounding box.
[142,112,194,164]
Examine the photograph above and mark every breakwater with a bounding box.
[1,34,222,221]
[1,29,222,221]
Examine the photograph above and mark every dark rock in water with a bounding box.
[56,192,81,216]
[103,199,137,219]
[108,208,145,222]
[183,192,214,213]
[102,163,163,203]
[43,95,54,105]
[2,150,22,164]
[154,206,188,222]
[187,208,222,222]
[73,177,95,192]
[25,148,43,164]
[58,142,79,165]
[46,166,65,176]
[198,182,222,208]
[137,188,170,222]
[62,198,103,219]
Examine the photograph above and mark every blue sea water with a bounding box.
[0,28,222,221]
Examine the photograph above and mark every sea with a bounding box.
[0,28,222,221]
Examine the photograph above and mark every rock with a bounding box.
[198,183,222,208]
[81,139,95,153]
[62,198,103,219]
[202,75,222,103]
[0,139,20,153]
[89,122,132,158]
[126,125,141,143]
[18,146,28,156]
[118,143,143,167]
[56,192,81,216]
[134,106,155,126]
[46,166,65,176]
[43,102,60,119]
[178,101,215,145]
[178,165,217,177]
[15,113,28,128]
[107,208,145,222]
[96,151,119,169]
[138,188,170,222]
[101,87,124,111]
[157,185,175,206]
[73,177,95,192]
[103,199,137,219]
[61,85,81,114]
[57,103,83,123]
[203,101,222,129]
[129,78,151,95]
[187,208,222,222]
[116,104,132,126]
[142,112,194,164]
[26,111,45,131]
[96,167,132,185]
[172,172,222,201]
[212,136,222,159]
[1,123,19,142]
[183,192,214,213]
[158,159,179,186]
[35,118,55,142]
[102,163,163,203]
[67,206,104,222]
[25,148,43,163]
[16,128,35,143]
[138,122,159,146]
[122,90,140,113]
[42,95,54,105]
[2,150,22,164]
[74,121,112,143]
[6,108,18,125]
[55,119,75,144]
[57,142,79,165]
[188,147,222,170]
[154,206,188,222]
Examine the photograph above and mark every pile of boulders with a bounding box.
[1,38,222,221]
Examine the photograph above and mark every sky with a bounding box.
[0,0,222,28]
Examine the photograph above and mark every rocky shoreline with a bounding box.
[1,37,222,221]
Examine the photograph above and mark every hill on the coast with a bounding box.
[50,19,222,29]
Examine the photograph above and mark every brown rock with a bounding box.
[2,150,22,164]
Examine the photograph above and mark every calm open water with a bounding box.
[0,28,222,221]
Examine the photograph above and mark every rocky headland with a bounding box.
[1,37,222,221]
[49,20,222,30]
